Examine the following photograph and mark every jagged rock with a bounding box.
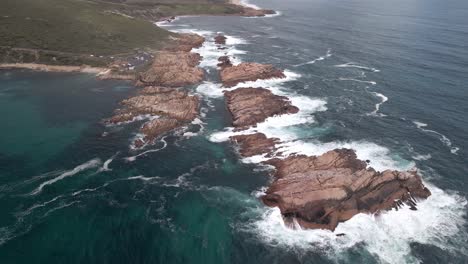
[240,7,276,17]
[230,133,279,157]
[106,87,199,147]
[219,62,285,87]
[262,149,432,231]
[224,87,298,128]
[217,56,232,69]
[137,118,180,146]
[214,34,227,45]
[137,51,204,87]
[164,33,205,52]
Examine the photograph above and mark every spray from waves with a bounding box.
[413,121,459,154]
[367,92,388,117]
[338,77,377,85]
[170,28,246,68]
[243,183,467,264]
[294,49,332,67]
[29,158,102,195]
[335,62,380,72]
[125,136,168,162]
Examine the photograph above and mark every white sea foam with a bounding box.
[278,140,413,172]
[367,92,388,117]
[413,121,459,154]
[125,136,168,162]
[412,153,432,161]
[196,81,224,97]
[294,49,332,67]
[335,62,380,72]
[99,152,119,172]
[171,29,246,68]
[30,158,102,195]
[237,0,261,10]
[245,184,467,264]
[339,77,377,85]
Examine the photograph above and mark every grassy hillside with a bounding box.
[0,0,173,56]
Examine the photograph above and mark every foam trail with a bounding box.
[367,92,388,117]
[335,62,380,72]
[294,49,332,67]
[413,121,459,154]
[339,77,376,85]
[30,158,102,195]
[99,152,119,172]
[246,184,466,264]
[125,137,168,162]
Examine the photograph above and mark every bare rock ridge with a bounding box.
[220,62,286,87]
[263,150,431,231]
[105,33,204,148]
[225,87,298,128]
[137,34,205,87]
[216,51,431,231]
[107,86,199,148]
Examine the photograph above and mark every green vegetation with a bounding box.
[0,0,173,57]
[0,0,241,66]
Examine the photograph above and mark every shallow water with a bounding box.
[1,0,468,263]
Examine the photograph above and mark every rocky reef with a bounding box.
[263,149,431,231]
[104,33,204,148]
[215,53,431,231]
[220,62,286,87]
[107,86,199,148]
[225,87,298,128]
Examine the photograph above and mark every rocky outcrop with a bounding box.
[217,56,232,69]
[107,86,199,147]
[230,133,279,157]
[218,61,431,231]
[262,149,431,231]
[137,51,204,87]
[214,35,227,45]
[164,33,205,52]
[220,62,285,87]
[225,87,298,128]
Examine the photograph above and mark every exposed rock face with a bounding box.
[164,33,205,52]
[217,56,232,69]
[214,35,227,45]
[220,62,286,87]
[230,133,279,157]
[107,86,199,147]
[262,149,432,231]
[224,87,298,128]
[137,51,204,87]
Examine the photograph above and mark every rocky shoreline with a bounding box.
[211,35,431,231]
[105,33,205,149]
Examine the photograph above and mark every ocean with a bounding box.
[0,0,467,263]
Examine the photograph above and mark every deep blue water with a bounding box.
[1,0,467,263]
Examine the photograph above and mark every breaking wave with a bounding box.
[335,62,380,72]
[413,121,459,154]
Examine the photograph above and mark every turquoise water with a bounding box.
[1,0,468,262]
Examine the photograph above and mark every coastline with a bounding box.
[0,63,109,74]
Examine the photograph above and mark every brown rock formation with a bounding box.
[107,86,199,147]
[214,35,227,45]
[224,87,298,128]
[137,51,204,87]
[217,56,232,69]
[220,62,286,87]
[230,133,279,157]
[262,149,431,231]
[164,33,205,52]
